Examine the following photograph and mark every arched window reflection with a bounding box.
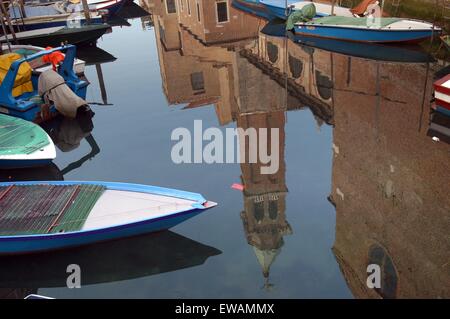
[267,42,278,64]
[368,244,398,299]
[315,70,333,100]
[289,54,303,79]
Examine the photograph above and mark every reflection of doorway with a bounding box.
[165,0,177,14]
[191,72,206,94]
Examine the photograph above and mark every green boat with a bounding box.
[0,113,56,168]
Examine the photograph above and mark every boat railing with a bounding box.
[0,44,80,109]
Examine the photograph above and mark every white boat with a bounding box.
[0,181,217,255]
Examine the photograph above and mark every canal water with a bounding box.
[1,1,449,299]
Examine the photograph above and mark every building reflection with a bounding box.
[252,21,450,298]
[147,0,297,287]
[328,55,450,299]
[147,0,449,297]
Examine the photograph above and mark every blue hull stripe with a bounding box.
[0,158,52,169]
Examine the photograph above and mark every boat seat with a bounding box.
[0,53,34,97]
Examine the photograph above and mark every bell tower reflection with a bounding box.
[238,111,292,289]
[235,50,292,287]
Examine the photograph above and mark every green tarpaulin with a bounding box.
[307,16,402,28]
[286,3,316,30]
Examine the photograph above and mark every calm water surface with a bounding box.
[1,2,449,299]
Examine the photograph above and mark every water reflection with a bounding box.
[326,52,450,298]
[1,0,448,299]
[148,0,449,298]
[0,231,221,292]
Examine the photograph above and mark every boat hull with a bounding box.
[0,181,215,255]
[9,24,110,47]
[13,17,104,31]
[293,24,436,44]
[0,209,204,255]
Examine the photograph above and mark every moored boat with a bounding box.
[8,3,105,31]
[0,23,110,47]
[0,114,56,168]
[292,16,441,44]
[0,45,89,122]
[0,181,217,255]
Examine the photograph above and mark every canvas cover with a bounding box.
[286,3,316,30]
[307,16,401,27]
[38,70,86,118]
[0,53,34,97]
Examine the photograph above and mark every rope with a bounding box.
[40,81,67,100]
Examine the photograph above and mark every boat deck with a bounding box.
[0,115,50,156]
[0,184,105,236]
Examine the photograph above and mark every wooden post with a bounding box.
[0,0,18,44]
[331,0,336,16]
[81,0,91,24]
[0,11,11,51]
[95,63,108,105]
[18,0,26,18]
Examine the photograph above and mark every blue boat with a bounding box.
[232,0,353,20]
[0,181,217,255]
[292,16,441,44]
[261,21,434,63]
[0,45,88,122]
